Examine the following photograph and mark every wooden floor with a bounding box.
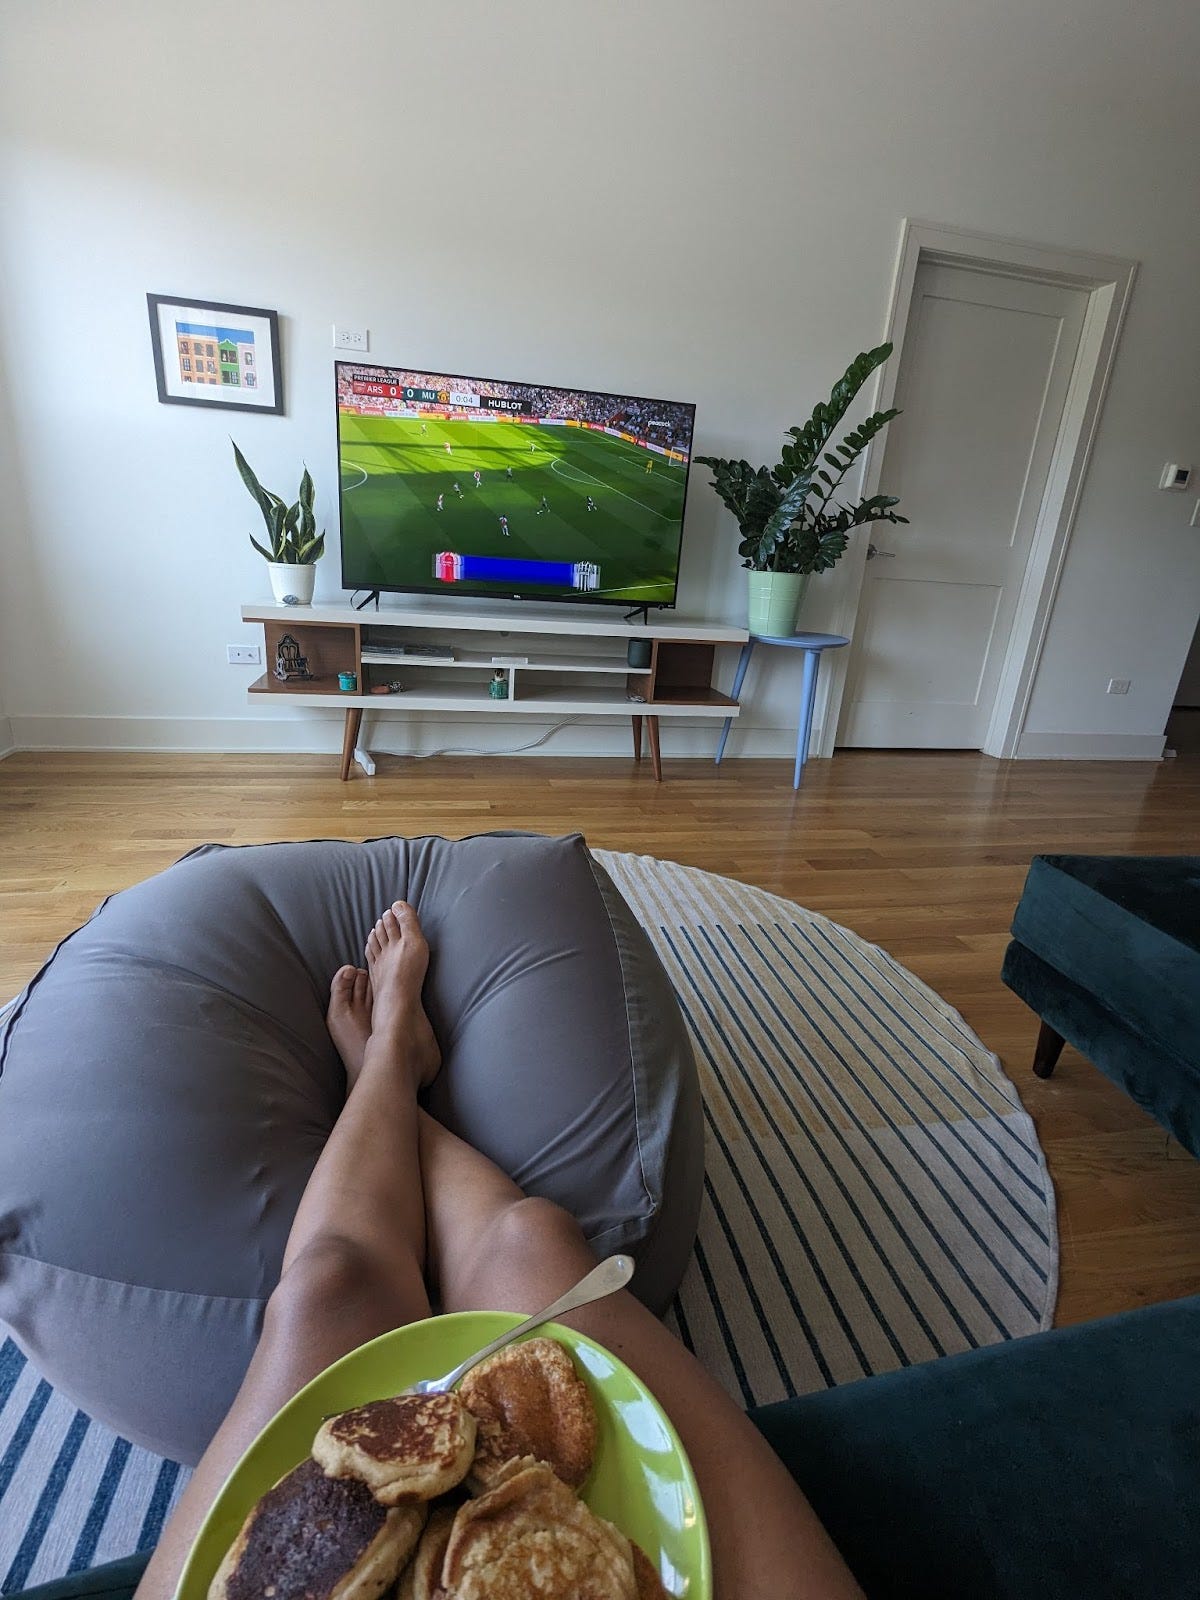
[2,746,1198,1328]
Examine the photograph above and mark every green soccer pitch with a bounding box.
[337,413,688,602]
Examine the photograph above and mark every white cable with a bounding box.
[405,716,584,759]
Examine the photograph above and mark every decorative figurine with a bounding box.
[274,633,313,682]
[489,670,509,700]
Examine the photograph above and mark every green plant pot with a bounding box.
[747,571,808,636]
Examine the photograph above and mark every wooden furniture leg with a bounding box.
[646,716,662,782]
[632,715,643,761]
[1033,1019,1066,1078]
[340,707,363,781]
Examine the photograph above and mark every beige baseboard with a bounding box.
[1013,731,1165,760]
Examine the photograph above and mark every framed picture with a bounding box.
[147,294,283,414]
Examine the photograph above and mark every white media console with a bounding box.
[242,601,749,780]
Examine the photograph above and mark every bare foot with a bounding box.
[326,965,373,1090]
[364,901,441,1090]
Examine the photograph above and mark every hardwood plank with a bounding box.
[1,746,1198,1328]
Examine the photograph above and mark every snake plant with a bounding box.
[233,441,326,565]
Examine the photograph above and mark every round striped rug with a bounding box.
[594,850,1058,1409]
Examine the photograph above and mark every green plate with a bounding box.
[178,1311,710,1600]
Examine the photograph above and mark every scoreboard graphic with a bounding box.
[435,552,600,591]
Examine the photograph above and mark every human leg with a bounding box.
[419,1115,864,1600]
[136,904,439,1600]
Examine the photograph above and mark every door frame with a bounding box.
[818,219,1137,759]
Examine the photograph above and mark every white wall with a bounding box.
[1,0,1198,760]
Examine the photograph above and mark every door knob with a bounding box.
[866,543,896,561]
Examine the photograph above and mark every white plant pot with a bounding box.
[268,562,316,606]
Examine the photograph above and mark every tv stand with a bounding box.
[352,589,381,611]
[623,604,650,625]
[241,601,748,781]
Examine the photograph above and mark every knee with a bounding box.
[483,1196,588,1268]
[266,1234,380,1330]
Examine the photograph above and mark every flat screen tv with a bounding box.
[336,362,696,608]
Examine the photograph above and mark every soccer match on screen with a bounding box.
[336,364,696,605]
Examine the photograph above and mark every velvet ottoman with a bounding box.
[1001,853,1200,1153]
[0,833,703,1464]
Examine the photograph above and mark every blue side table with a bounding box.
[715,632,851,789]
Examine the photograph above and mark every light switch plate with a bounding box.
[333,325,369,352]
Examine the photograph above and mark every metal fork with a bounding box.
[404,1253,635,1396]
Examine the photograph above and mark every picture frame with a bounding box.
[147,294,283,414]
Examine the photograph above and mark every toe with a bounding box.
[352,968,370,1009]
[330,965,356,1001]
[381,908,401,940]
[366,928,380,962]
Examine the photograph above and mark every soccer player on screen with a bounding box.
[453,481,462,496]
[586,495,597,512]
[530,441,536,452]
[645,458,653,474]
[498,515,510,537]
[421,422,428,434]
[473,470,482,488]
[536,495,549,515]
[435,493,443,511]
[444,441,452,455]
[505,466,514,480]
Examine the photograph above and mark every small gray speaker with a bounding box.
[626,638,653,669]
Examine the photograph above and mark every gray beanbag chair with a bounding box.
[0,832,701,1464]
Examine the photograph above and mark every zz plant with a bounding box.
[695,343,907,575]
[233,441,326,565]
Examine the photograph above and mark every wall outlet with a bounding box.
[333,325,369,352]
[1106,677,1131,695]
[227,644,261,666]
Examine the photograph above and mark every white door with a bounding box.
[839,260,1089,749]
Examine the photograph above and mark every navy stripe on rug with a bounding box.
[0,1340,189,1594]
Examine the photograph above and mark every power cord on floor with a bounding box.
[405,716,584,759]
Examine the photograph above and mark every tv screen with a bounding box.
[336,362,695,607]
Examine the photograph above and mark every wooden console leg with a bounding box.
[1032,1019,1065,1079]
[632,715,643,761]
[340,707,363,781]
[646,716,662,782]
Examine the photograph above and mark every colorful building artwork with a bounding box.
[175,322,255,388]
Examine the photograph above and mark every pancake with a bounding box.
[631,1542,670,1600]
[440,1460,637,1600]
[395,1504,457,1600]
[459,1337,596,1491]
[207,1457,424,1600]
[313,1392,476,1506]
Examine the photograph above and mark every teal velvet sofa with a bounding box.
[1001,854,1200,1154]
[753,1291,1200,1598]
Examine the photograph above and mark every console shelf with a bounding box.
[242,601,748,780]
